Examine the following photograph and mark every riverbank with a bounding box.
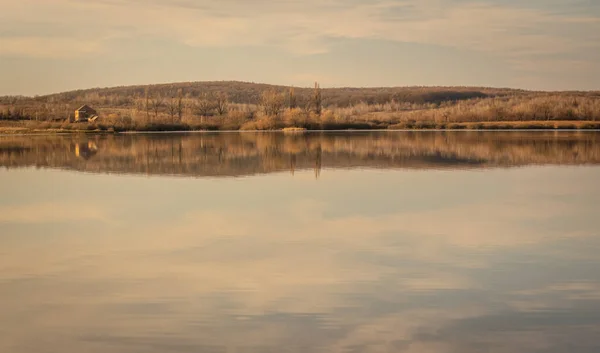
[1,120,600,134]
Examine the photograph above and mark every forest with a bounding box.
[1,81,600,132]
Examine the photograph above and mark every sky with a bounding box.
[1,0,599,96]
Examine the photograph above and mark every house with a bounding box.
[74,105,98,122]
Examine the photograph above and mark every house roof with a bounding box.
[75,104,95,112]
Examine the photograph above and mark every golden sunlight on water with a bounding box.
[1,132,600,353]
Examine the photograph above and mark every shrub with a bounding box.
[240,116,281,130]
[283,108,308,127]
[415,121,436,129]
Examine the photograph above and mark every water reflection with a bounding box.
[0,131,599,177]
[73,140,98,160]
[0,132,599,353]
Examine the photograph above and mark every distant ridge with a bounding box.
[5,80,536,107]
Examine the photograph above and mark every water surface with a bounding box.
[1,131,600,353]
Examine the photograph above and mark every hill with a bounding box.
[1,81,599,131]
[3,81,529,107]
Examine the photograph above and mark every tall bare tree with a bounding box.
[167,90,178,123]
[144,88,150,121]
[150,93,163,121]
[289,87,297,110]
[313,82,322,116]
[177,89,184,121]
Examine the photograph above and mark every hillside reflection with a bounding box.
[1,131,599,177]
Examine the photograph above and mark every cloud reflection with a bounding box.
[1,141,600,352]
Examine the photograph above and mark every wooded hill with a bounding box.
[1,81,599,130]
[2,81,526,107]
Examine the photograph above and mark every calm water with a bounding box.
[1,131,600,353]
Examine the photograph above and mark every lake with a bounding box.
[1,131,600,353]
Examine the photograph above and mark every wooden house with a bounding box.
[74,105,98,122]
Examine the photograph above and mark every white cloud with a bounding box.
[0,0,598,59]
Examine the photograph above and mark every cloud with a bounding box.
[0,0,599,74]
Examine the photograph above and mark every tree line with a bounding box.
[1,81,599,128]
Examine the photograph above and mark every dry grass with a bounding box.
[2,118,599,134]
[282,127,307,132]
[388,120,600,130]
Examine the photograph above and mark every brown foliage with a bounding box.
[260,89,286,117]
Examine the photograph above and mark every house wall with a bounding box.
[75,111,87,122]
[74,107,97,122]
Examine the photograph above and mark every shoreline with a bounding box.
[1,120,600,135]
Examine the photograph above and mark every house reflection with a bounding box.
[73,141,98,160]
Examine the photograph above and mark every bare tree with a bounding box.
[144,88,150,121]
[260,89,285,117]
[177,89,184,121]
[313,82,322,116]
[196,93,216,117]
[150,93,163,121]
[215,92,228,116]
[536,101,552,121]
[167,93,178,123]
[579,101,595,121]
[300,95,312,115]
[289,87,297,110]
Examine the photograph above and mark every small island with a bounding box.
[1,81,599,134]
